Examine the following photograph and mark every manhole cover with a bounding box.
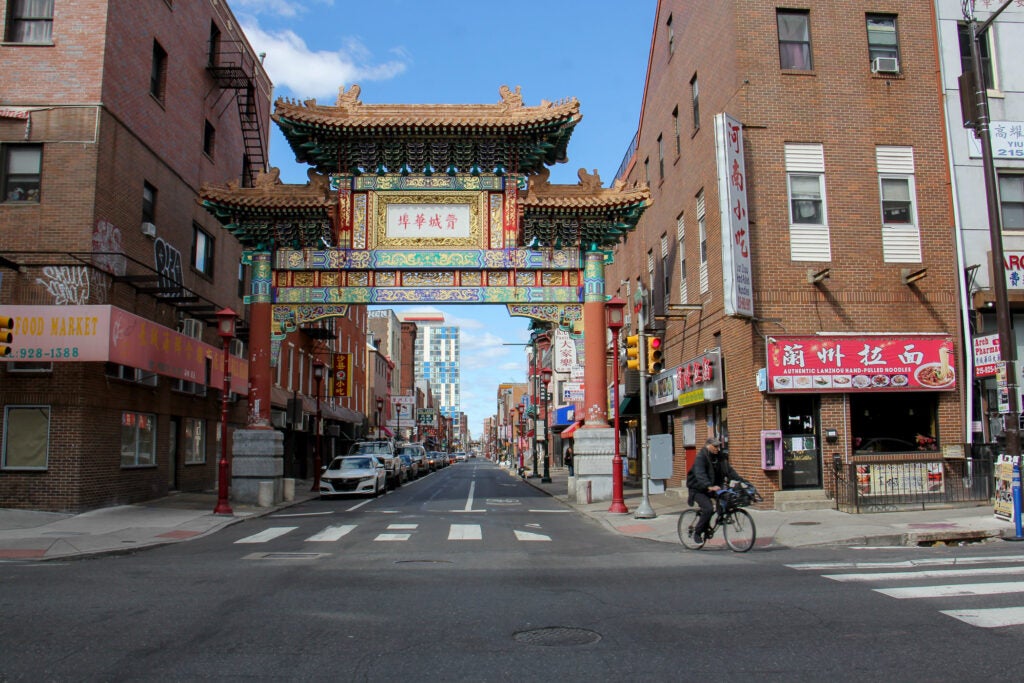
[513,627,601,647]
[789,522,821,526]
[394,559,453,565]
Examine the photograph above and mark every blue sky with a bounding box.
[232,0,656,438]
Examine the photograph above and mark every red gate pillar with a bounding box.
[246,250,273,428]
[581,250,608,427]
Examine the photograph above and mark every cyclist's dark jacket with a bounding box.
[687,447,743,492]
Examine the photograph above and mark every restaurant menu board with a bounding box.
[766,335,956,393]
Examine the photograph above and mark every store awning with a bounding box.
[561,421,583,438]
[380,426,394,437]
[618,396,639,416]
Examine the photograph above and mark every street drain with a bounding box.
[789,522,821,526]
[513,627,601,647]
[394,559,453,565]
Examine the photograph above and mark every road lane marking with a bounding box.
[272,511,334,518]
[464,481,476,511]
[514,530,551,542]
[941,606,1024,628]
[388,524,418,530]
[345,499,373,512]
[374,533,411,541]
[449,524,482,540]
[824,566,1024,582]
[235,527,297,544]
[527,509,569,513]
[788,555,1024,571]
[305,525,357,542]
[876,581,1024,599]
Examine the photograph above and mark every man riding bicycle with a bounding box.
[686,437,748,543]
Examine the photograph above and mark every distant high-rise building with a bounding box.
[399,313,463,442]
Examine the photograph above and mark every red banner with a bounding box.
[332,353,351,397]
[766,335,956,393]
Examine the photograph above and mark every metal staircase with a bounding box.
[207,39,266,188]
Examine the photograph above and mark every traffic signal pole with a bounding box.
[634,306,655,519]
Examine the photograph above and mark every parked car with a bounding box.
[397,443,429,475]
[432,452,449,468]
[319,455,386,498]
[398,453,419,480]
[349,440,401,489]
[453,452,468,462]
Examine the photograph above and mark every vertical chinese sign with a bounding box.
[332,353,352,398]
[714,112,753,318]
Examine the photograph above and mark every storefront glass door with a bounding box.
[779,396,822,489]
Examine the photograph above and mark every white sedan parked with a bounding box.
[320,456,387,498]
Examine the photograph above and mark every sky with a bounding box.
[232,0,657,439]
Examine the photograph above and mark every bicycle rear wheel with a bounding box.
[677,509,706,549]
[722,509,756,552]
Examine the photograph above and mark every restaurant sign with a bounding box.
[648,349,723,409]
[766,334,956,393]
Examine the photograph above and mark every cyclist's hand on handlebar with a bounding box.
[708,485,721,493]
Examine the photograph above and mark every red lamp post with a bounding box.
[515,404,524,474]
[376,397,384,439]
[310,359,325,493]
[540,367,553,483]
[213,308,236,515]
[606,296,628,513]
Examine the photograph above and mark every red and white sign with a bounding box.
[715,112,753,318]
[766,334,956,392]
[332,353,352,397]
[974,333,1001,378]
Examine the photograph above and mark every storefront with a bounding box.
[766,334,958,494]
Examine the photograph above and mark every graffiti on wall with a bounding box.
[154,237,184,296]
[36,266,90,305]
[90,219,126,304]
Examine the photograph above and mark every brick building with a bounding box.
[0,0,272,511]
[607,1,965,508]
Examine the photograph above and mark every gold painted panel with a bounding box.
[320,271,341,287]
[515,271,535,287]
[403,271,456,287]
[461,271,482,286]
[375,271,397,286]
[293,272,315,287]
[489,272,510,286]
[374,191,484,248]
[347,272,369,287]
[542,271,563,287]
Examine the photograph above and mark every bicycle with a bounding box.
[677,482,763,552]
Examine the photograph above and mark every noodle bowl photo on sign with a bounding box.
[914,363,955,388]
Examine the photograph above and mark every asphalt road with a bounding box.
[3,460,1023,682]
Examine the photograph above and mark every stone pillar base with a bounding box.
[572,426,616,503]
[232,429,284,505]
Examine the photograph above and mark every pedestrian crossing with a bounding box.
[234,521,552,546]
[787,554,1024,629]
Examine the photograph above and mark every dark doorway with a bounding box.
[779,395,822,489]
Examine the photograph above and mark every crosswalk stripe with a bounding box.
[387,524,418,530]
[305,525,356,542]
[449,524,482,540]
[235,527,297,544]
[375,533,411,541]
[788,555,1024,571]
[876,581,1024,599]
[824,565,1024,583]
[941,606,1024,628]
[514,530,551,542]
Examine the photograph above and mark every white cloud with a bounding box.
[239,20,406,100]
[230,0,332,19]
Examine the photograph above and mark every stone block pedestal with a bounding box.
[572,426,616,503]
[231,429,284,505]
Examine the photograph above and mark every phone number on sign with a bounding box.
[11,347,80,359]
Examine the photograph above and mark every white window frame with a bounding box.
[698,190,709,293]
[877,145,921,262]
[121,411,157,467]
[999,174,1024,231]
[183,417,206,464]
[677,212,688,304]
[785,143,831,262]
[2,405,50,470]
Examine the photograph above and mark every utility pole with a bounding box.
[634,287,655,519]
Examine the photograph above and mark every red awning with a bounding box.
[380,426,394,437]
[561,421,583,438]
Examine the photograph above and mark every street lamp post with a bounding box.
[540,367,553,483]
[515,404,524,475]
[311,359,325,493]
[213,308,236,515]
[376,397,384,439]
[606,296,628,513]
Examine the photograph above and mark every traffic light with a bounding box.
[0,316,12,357]
[625,334,641,371]
[647,336,664,375]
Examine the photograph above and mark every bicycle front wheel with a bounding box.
[677,509,705,549]
[722,509,756,552]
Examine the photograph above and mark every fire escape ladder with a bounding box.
[207,39,266,188]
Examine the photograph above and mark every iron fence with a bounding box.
[833,457,993,513]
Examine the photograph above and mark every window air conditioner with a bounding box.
[229,339,245,358]
[140,222,157,238]
[871,57,899,74]
[271,411,287,429]
[180,318,203,339]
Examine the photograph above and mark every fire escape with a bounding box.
[207,38,266,188]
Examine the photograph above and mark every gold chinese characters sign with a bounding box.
[375,192,484,248]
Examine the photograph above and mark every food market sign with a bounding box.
[766,335,956,393]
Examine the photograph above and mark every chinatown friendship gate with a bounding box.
[200,85,651,504]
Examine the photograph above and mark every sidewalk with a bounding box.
[0,465,1016,562]
[517,464,1016,549]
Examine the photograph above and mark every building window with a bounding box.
[2,144,41,202]
[667,13,674,56]
[690,74,700,130]
[660,233,670,306]
[789,174,825,225]
[1000,175,1024,230]
[866,14,899,64]
[5,0,53,43]
[151,40,167,101]
[2,405,49,470]
[877,146,920,262]
[880,177,914,225]
[657,134,665,180]
[203,120,216,157]
[697,190,708,294]
[142,181,157,224]
[644,157,650,185]
[958,22,996,90]
[105,363,158,386]
[121,411,157,467]
[238,261,247,298]
[778,10,812,70]
[192,223,214,276]
[672,106,681,156]
[208,21,221,67]
[677,213,688,304]
[183,418,206,464]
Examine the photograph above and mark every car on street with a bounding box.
[349,440,401,489]
[397,443,429,475]
[398,453,419,480]
[319,455,387,498]
[453,452,468,462]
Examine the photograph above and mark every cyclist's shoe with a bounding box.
[691,530,704,543]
